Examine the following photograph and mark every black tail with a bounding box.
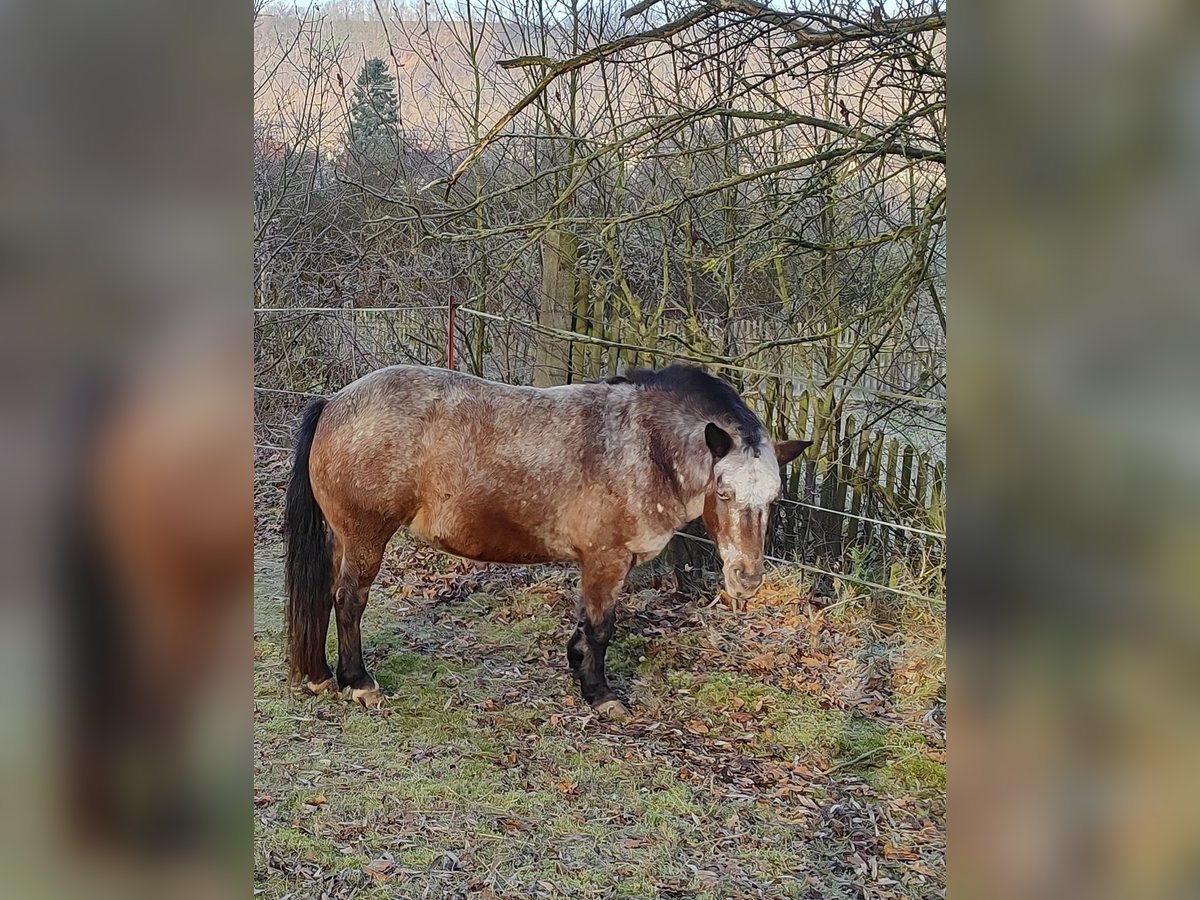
[284,398,332,685]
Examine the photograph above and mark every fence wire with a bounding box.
[671,531,944,606]
[455,305,947,409]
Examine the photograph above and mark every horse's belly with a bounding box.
[628,530,674,567]
[435,530,557,565]
[410,504,561,565]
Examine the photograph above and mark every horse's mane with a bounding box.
[605,363,764,449]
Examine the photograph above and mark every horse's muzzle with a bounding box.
[724,565,764,600]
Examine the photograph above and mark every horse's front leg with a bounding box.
[568,552,632,719]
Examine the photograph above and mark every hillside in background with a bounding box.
[256,4,568,148]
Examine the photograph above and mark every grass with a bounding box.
[254,537,944,898]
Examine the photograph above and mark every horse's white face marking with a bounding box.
[714,444,782,508]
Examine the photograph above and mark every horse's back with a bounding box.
[308,366,612,543]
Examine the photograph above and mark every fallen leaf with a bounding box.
[364,857,394,879]
[883,843,920,861]
[304,792,327,807]
[746,652,779,671]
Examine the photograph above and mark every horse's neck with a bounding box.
[642,410,712,519]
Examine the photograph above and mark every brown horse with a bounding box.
[284,363,809,718]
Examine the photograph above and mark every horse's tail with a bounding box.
[284,397,332,685]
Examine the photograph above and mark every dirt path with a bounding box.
[254,540,944,899]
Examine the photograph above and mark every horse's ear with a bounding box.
[705,423,733,459]
[775,439,812,465]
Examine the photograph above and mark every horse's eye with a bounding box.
[717,488,733,502]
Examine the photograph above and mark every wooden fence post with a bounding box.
[534,227,577,386]
[900,445,915,509]
[915,451,930,509]
[929,460,946,554]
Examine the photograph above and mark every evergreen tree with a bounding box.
[346,58,399,153]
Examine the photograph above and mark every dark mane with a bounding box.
[606,364,764,448]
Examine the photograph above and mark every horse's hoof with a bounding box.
[593,698,631,720]
[342,683,384,709]
[304,676,338,695]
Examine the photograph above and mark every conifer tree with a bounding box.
[346,57,398,152]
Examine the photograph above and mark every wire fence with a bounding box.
[452,305,947,409]
[254,302,945,606]
[671,531,943,606]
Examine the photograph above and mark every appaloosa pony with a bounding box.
[284,363,809,718]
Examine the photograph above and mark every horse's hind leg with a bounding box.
[331,532,388,708]
[568,553,633,720]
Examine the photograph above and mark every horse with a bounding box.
[284,363,810,718]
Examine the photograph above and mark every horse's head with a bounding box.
[701,423,811,601]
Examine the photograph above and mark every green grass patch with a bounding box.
[688,670,944,795]
[253,543,943,897]
[605,633,652,676]
[473,609,558,647]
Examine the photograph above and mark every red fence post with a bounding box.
[447,297,457,370]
